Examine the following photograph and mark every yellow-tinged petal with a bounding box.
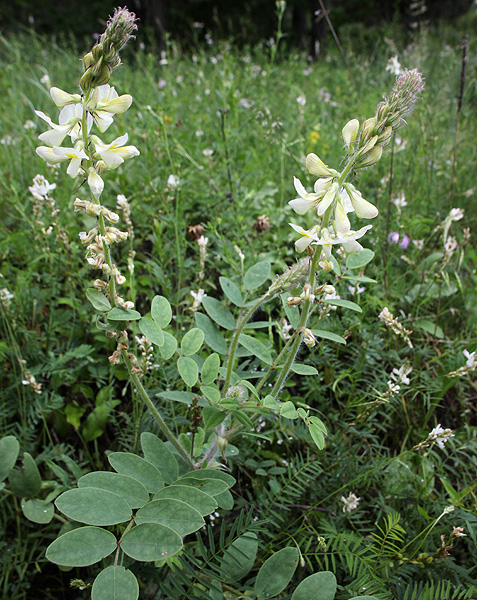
[334,201,351,233]
[306,153,333,177]
[345,185,379,218]
[36,146,68,165]
[88,170,104,198]
[342,119,359,149]
[100,95,133,114]
[50,87,81,108]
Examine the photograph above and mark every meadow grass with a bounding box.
[0,23,476,599]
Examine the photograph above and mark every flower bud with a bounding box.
[82,52,94,70]
[358,134,378,156]
[319,259,333,272]
[287,296,302,306]
[377,126,393,147]
[217,436,228,455]
[359,117,377,145]
[355,144,383,169]
[302,328,316,348]
[341,119,359,150]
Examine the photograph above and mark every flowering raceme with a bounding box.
[34,8,139,312]
[289,69,424,266]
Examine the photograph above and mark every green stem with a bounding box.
[270,249,322,397]
[255,330,299,393]
[222,292,271,393]
[121,349,195,469]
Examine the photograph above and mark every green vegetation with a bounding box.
[0,14,476,600]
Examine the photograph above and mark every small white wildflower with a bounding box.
[191,288,207,310]
[197,236,208,250]
[413,239,425,250]
[378,307,413,348]
[428,424,455,450]
[195,129,204,137]
[393,192,407,212]
[296,94,306,107]
[202,148,214,157]
[239,98,252,109]
[341,492,360,513]
[391,364,412,385]
[447,349,477,378]
[448,208,464,222]
[451,526,466,538]
[386,56,403,76]
[167,174,179,188]
[348,284,365,294]
[29,174,56,200]
[23,120,36,130]
[280,318,293,340]
[444,236,458,253]
[0,288,14,307]
[386,380,400,396]
[40,73,51,86]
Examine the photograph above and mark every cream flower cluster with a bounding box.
[289,141,378,264]
[288,70,424,267]
[35,84,139,182]
[34,81,139,310]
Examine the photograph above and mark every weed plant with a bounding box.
[0,8,476,600]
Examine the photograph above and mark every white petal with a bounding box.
[94,111,115,132]
[50,87,80,108]
[314,177,332,194]
[100,150,125,169]
[66,157,83,178]
[88,171,104,198]
[289,197,312,215]
[342,240,363,254]
[289,223,307,235]
[100,95,133,114]
[108,133,129,148]
[113,145,140,160]
[293,176,309,199]
[317,182,338,216]
[38,128,69,147]
[36,146,68,165]
[334,202,351,233]
[35,110,55,127]
[348,187,378,218]
[295,236,312,253]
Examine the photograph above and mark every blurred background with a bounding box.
[4,0,474,54]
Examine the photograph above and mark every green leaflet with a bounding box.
[120,522,182,562]
[55,488,132,526]
[92,566,139,600]
[46,526,117,567]
[291,572,337,600]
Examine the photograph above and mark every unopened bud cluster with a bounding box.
[81,8,138,92]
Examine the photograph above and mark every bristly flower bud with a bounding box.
[81,7,138,92]
[268,258,309,294]
[378,69,425,131]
